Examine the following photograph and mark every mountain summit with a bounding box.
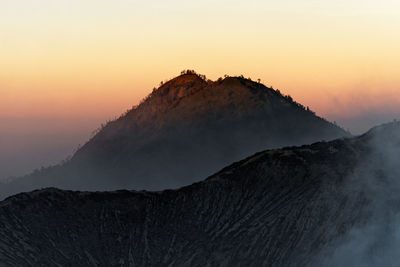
[1,70,349,198]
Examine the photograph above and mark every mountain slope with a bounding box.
[1,122,398,266]
[1,72,349,199]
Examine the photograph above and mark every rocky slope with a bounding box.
[1,122,398,266]
[0,72,348,199]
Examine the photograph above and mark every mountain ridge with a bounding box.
[1,122,398,266]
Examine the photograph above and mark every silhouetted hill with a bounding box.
[0,122,398,266]
[0,71,349,199]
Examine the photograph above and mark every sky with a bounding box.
[1,0,400,179]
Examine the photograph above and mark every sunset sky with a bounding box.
[1,0,400,179]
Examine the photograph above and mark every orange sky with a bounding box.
[1,0,400,178]
[2,0,400,120]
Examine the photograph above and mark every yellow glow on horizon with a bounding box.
[1,0,400,124]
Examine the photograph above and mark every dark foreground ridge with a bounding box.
[0,122,398,266]
[0,71,349,199]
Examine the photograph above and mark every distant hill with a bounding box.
[0,122,398,266]
[0,71,349,199]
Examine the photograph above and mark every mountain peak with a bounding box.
[149,71,271,105]
[165,72,206,86]
[151,72,208,104]
[148,72,272,109]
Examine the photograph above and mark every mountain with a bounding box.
[0,122,398,266]
[0,71,349,199]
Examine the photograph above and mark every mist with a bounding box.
[335,111,400,135]
[0,132,80,180]
[0,117,104,180]
[314,122,400,266]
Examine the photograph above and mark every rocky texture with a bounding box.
[0,73,348,199]
[1,122,398,266]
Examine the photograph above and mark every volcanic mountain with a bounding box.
[0,122,398,266]
[0,71,348,199]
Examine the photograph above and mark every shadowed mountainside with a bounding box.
[1,122,398,266]
[1,72,349,199]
